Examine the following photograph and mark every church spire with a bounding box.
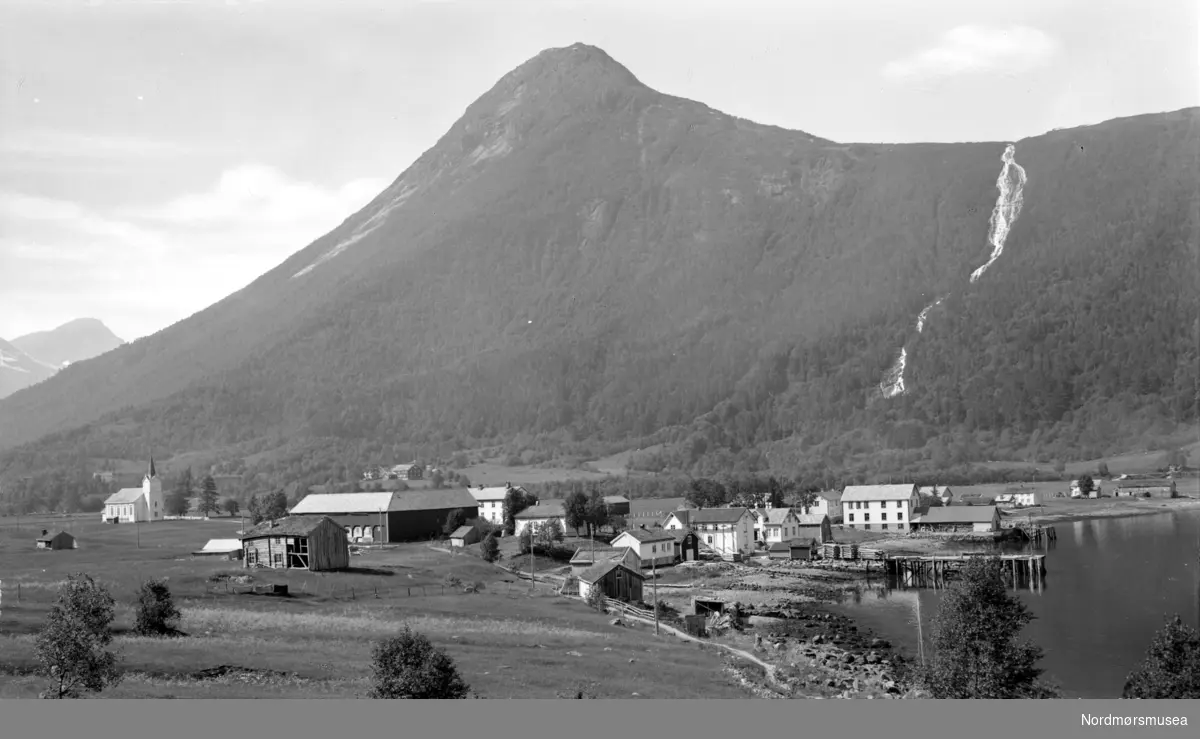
[147,456,157,479]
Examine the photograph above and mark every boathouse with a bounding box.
[910,506,1000,534]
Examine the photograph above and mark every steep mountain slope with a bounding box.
[0,338,57,400]
[11,318,125,368]
[0,44,1196,495]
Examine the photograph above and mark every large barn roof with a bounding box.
[290,489,478,515]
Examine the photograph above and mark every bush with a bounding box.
[480,533,500,563]
[368,626,470,699]
[134,579,182,637]
[585,584,607,612]
[35,574,123,699]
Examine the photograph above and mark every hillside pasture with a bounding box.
[0,515,748,699]
[455,459,615,486]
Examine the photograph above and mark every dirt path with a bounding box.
[615,610,783,688]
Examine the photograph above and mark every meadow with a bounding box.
[0,514,751,699]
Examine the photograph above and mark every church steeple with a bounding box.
[147,456,157,480]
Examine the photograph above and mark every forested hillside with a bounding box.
[0,44,1195,509]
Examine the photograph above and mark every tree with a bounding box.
[430,469,445,488]
[536,518,564,547]
[1122,615,1200,698]
[480,532,500,563]
[585,489,608,536]
[247,490,288,524]
[198,475,220,517]
[442,508,466,537]
[133,579,181,637]
[165,489,191,517]
[501,487,532,536]
[368,626,470,699]
[686,478,727,509]
[1097,461,1110,479]
[792,486,819,514]
[920,557,1056,698]
[34,574,123,699]
[1053,459,1066,477]
[222,497,240,517]
[563,490,590,536]
[1077,475,1095,496]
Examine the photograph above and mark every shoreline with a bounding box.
[1000,496,1200,526]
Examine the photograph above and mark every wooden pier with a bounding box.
[885,553,1047,592]
[1005,522,1057,545]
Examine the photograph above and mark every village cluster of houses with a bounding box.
[360,462,425,482]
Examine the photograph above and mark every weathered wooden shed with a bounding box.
[602,495,631,517]
[576,560,644,603]
[795,513,834,544]
[666,527,700,562]
[449,525,481,548]
[35,529,75,550]
[241,516,349,571]
[768,538,817,561]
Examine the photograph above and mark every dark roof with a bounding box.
[514,502,564,519]
[241,516,340,539]
[570,546,637,565]
[577,560,644,584]
[450,525,475,539]
[768,539,814,552]
[688,507,751,524]
[663,509,692,526]
[664,527,696,542]
[912,506,999,524]
[615,528,675,544]
[795,513,830,526]
[388,488,479,512]
[36,530,70,542]
[1116,480,1176,489]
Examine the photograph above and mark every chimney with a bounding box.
[42,529,48,536]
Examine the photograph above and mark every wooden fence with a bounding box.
[603,597,655,621]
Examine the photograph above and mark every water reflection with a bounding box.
[832,510,1200,698]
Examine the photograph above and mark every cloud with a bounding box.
[883,26,1060,81]
[0,166,387,340]
[0,130,215,160]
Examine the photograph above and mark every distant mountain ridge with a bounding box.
[0,43,1195,497]
[0,318,124,401]
[11,318,125,368]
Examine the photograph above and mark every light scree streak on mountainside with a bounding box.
[879,144,1026,399]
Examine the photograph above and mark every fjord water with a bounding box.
[832,510,1200,697]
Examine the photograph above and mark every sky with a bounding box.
[0,0,1196,342]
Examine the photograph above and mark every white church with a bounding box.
[101,458,165,523]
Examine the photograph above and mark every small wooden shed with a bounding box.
[667,527,700,562]
[576,560,644,603]
[241,516,349,571]
[767,538,816,561]
[36,529,76,550]
[449,525,481,548]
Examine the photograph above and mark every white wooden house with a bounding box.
[760,508,804,544]
[840,484,920,531]
[513,502,566,537]
[610,528,676,568]
[687,508,755,556]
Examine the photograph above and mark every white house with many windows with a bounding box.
[841,484,920,531]
[513,502,566,537]
[101,458,165,524]
[470,483,528,525]
[686,508,755,556]
[610,528,676,568]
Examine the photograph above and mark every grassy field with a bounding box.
[0,515,751,699]
[455,460,615,486]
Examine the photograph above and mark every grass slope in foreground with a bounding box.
[0,516,749,699]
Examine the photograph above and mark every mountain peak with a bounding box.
[502,43,644,93]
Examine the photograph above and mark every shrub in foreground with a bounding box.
[35,573,123,699]
[368,626,470,699]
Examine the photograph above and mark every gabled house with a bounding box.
[761,508,804,544]
[662,509,693,531]
[665,527,700,563]
[513,502,566,537]
[688,508,755,556]
[241,516,350,571]
[1115,480,1176,498]
[795,513,833,544]
[611,528,676,568]
[36,529,76,550]
[389,463,424,480]
[449,525,481,548]
[102,458,165,524]
[768,538,817,561]
[841,484,920,531]
[576,561,644,603]
[469,483,527,525]
[796,490,842,519]
[290,489,479,542]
